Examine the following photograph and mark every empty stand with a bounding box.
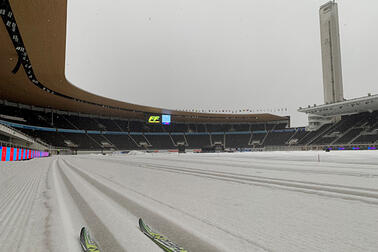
[225,134,250,148]
[1,102,377,151]
[186,135,211,148]
[264,131,295,146]
[210,133,225,146]
[104,135,140,150]
[146,135,174,149]
[170,134,187,146]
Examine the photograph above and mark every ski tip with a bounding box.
[80,227,86,236]
[138,218,146,231]
[139,218,152,235]
[80,226,100,252]
[138,219,189,252]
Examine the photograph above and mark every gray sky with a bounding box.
[65,0,378,126]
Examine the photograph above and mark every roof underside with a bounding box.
[0,0,287,123]
[298,94,378,117]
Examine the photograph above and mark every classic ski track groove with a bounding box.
[56,159,125,252]
[212,155,378,167]
[64,159,272,252]
[81,157,378,205]
[193,155,378,168]
[141,156,378,177]
[1,154,377,251]
[139,160,378,193]
[51,158,81,252]
[61,158,247,252]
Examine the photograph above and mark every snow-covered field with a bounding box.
[1,150,378,251]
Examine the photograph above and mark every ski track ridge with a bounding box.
[56,159,126,252]
[81,157,378,205]
[141,156,378,178]
[137,159,378,193]
[61,158,263,252]
[63,160,271,252]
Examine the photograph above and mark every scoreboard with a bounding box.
[147,114,171,125]
[162,115,171,125]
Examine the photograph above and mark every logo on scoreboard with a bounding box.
[148,115,160,123]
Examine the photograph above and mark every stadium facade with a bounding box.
[1,0,377,155]
[299,1,378,133]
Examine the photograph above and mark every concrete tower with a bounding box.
[319,1,344,104]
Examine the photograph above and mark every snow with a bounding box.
[1,150,378,251]
[128,150,147,155]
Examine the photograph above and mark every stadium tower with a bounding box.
[319,1,344,104]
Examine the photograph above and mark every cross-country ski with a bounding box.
[80,227,100,252]
[139,218,188,252]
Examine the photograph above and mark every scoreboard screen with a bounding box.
[147,114,171,125]
[162,114,171,125]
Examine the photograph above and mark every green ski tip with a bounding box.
[80,227,100,252]
[139,218,188,252]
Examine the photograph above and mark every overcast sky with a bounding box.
[65,0,378,126]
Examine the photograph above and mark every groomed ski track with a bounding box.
[1,151,378,251]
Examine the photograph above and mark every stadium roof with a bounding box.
[298,94,378,117]
[0,0,287,123]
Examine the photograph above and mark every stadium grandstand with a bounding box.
[1,0,377,154]
[1,2,378,251]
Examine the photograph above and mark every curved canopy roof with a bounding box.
[298,94,378,117]
[0,0,287,123]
